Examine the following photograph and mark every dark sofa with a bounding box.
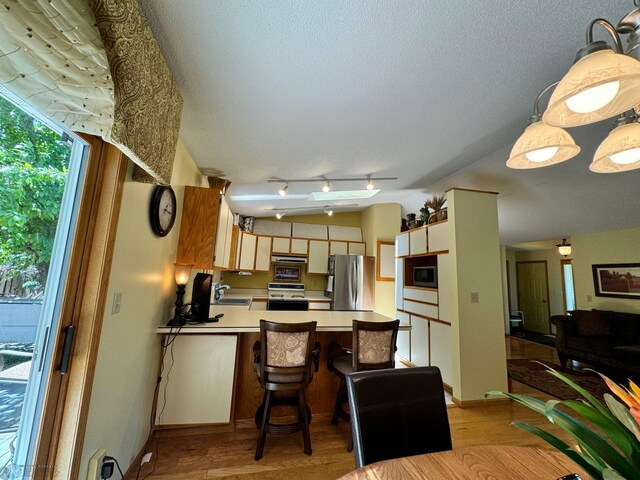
[551,309,640,374]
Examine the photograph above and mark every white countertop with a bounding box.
[156,308,408,333]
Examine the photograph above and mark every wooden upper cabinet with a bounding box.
[176,186,220,269]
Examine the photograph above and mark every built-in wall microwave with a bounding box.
[413,266,437,288]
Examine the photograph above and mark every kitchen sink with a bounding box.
[214,297,251,306]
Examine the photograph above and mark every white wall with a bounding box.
[79,141,206,479]
[573,227,640,314]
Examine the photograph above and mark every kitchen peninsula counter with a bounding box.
[154,306,409,429]
[156,307,410,333]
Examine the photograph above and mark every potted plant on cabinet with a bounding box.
[424,194,447,224]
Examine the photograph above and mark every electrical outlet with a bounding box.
[471,292,479,303]
[87,448,106,480]
[112,292,122,314]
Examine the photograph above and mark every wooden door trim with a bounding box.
[515,260,551,334]
[34,136,127,479]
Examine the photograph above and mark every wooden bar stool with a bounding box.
[327,319,400,450]
[252,319,320,460]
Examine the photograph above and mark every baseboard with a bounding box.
[451,396,511,408]
[124,444,147,479]
[153,423,235,437]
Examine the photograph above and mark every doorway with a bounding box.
[516,261,551,334]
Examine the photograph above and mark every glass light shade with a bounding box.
[590,122,640,173]
[174,263,193,286]
[543,49,640,127]
[558,245,572,256]
[506,122,580,169]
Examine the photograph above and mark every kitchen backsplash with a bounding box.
[223,265,326,291]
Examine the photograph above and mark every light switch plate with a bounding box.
[471,292,479,303]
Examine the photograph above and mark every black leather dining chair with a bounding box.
[252,319,320,460]
[346,366,452,468]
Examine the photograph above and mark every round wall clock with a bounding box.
[150,185,177,237]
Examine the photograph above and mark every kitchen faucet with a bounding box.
[214,282,230,302]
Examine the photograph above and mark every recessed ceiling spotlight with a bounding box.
[324,207,334,216]
[322,182,331,193]
[278,183,288,196]
[275,211,285,219]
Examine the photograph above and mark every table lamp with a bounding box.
[167,263,193,326]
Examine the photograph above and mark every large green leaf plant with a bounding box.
[487,364,640,480]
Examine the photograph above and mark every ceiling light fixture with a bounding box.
[324,207,334,216]
[278,183,288,196]
[265,204,358,216]
[322,181,331,193]
[544,17,640,128]
[507,82,581,169]
[275,211,285,219]
[509,5,640,173]
[366,177,374,190]
[556,238,572,257]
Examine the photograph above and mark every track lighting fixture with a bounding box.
[324,207,334,216]
[322,182,331,193]
[275,212,285,219]
[278,183,288,196]
[366,178,374,190]
[267,176,397,195]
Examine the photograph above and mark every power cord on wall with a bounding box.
[135,325,183,479]
[103,456,124,479]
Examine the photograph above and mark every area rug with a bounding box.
[511,331,556,347]
[507,359,610,402]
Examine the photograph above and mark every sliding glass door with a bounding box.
[0,88,88,478]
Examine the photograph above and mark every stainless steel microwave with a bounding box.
[413,266,437,288]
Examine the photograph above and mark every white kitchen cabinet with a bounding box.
[272,236,291,254]
[348,242,366,255]
[396,233,410,257]
[292,223,328,239]
[430,320,452,386]
[403,287,437,304]
[213,197,235,269]
[403,299,438,319]
[428,221,449,252]
[254,236,272,272]
[309,300,331,310]
[156,335,237,425]
[395,310,410,361]
[253,219,292,237]
[329,241,348,255]
[395,258,404,310]
[328,225,362,241]
[290,238,308,255]
[410,315,429,367]
[409,227,428,255]
[238,232,257,271]
[437,253,451,323]
[308,240,329,274]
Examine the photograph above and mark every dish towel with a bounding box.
[326,275,334,293]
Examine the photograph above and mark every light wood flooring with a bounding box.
[130,336,572,479]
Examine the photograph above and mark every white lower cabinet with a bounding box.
[157,335,237,425]
[309,300,331,310]
[410,315,429,367]
[395,258,404,310]
[395,310,410,361]
[430,321,452,386]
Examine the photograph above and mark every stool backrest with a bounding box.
[346,366,452,468]
[352,319,400,371]
[258,319,317,389]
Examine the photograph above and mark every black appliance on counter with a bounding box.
[266,282,310,311]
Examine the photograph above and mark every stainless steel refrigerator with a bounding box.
[326,255,375,311]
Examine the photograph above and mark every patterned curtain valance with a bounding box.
[0,0,182,184]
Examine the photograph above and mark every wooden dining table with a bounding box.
[336,445,588,480]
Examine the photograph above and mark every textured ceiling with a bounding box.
[138,0,640,244]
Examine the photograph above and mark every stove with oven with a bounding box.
[267,282,309,311]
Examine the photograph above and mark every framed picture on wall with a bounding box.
[274,265,301,282]
[592,263,640,299]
